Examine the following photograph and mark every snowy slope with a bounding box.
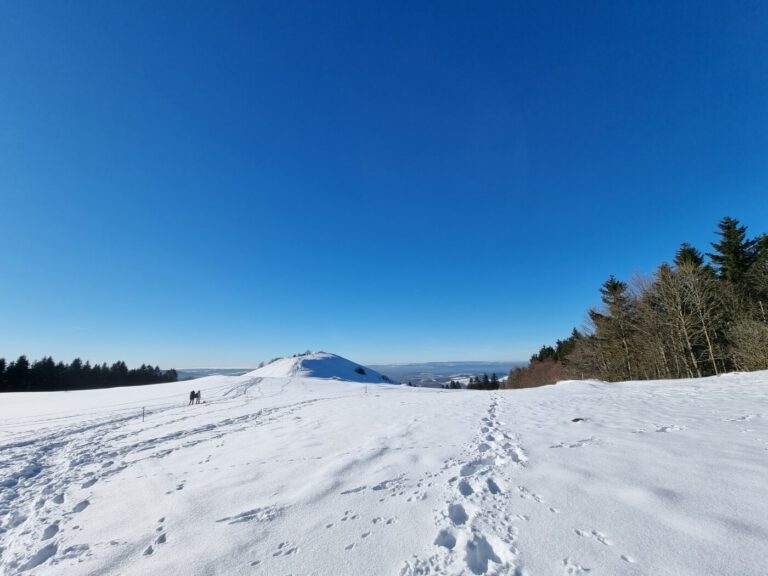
[250,352,393,383]
[1,368,768,576]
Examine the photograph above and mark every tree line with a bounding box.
[467,373,501,390]
[507,217,768,388]
[441,373,501,390]
[0,355,178,392]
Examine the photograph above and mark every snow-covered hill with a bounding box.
[1,366,767,575]
[250,352,393,383]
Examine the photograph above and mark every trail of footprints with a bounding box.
[402,396,635,575]
[143,517,168,556]
[402,395,528,575]
[330,509,400,554]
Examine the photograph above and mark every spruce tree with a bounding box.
[598,276,635,380]
[7,355,30,390]
[707,217,757,284]
[674,242,704,268]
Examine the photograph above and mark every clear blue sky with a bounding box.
[1,1,767,367]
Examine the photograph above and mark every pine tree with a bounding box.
[707,217,758,284]
[674,242,704,268]
[598,275,636,380]
[7,355,30,390]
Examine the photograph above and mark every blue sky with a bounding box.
[1,1,767,367]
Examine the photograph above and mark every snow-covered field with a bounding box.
[1,353,767,576]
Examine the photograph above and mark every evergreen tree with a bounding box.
[490,373,499,389]
[674,242,704,268]
[482,373,491,389]
[67,358,83,389]
[512,216,767,386]
[7,355,30,390]
[707,217,758,284]
[598,275,636,380]
[0,355,178,392]
[553,330,580,361]
[531,345,556,362]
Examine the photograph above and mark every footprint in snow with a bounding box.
[434,528,456,550]
[448,503,468,525]
[656,425,685,433]
[563,557,591,573]
[465,534,501,575]
[340,486,366,495]
[20,543,58,571]
[486,478,502,494]
[72,500,89,513]
[41,523,59,540]
[81,477,97,489]
[273,541,298,557]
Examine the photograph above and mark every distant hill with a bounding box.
[248,352,394,384]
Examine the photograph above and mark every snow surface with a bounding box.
[1,362,768,575]
[252,352,392,383]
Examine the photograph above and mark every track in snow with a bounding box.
[0,384,317,574]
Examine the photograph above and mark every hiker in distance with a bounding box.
[196,390,202,404]
[189,390,196,405]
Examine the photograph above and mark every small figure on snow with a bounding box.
[188,390,196,405]
[195,390,202,404]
